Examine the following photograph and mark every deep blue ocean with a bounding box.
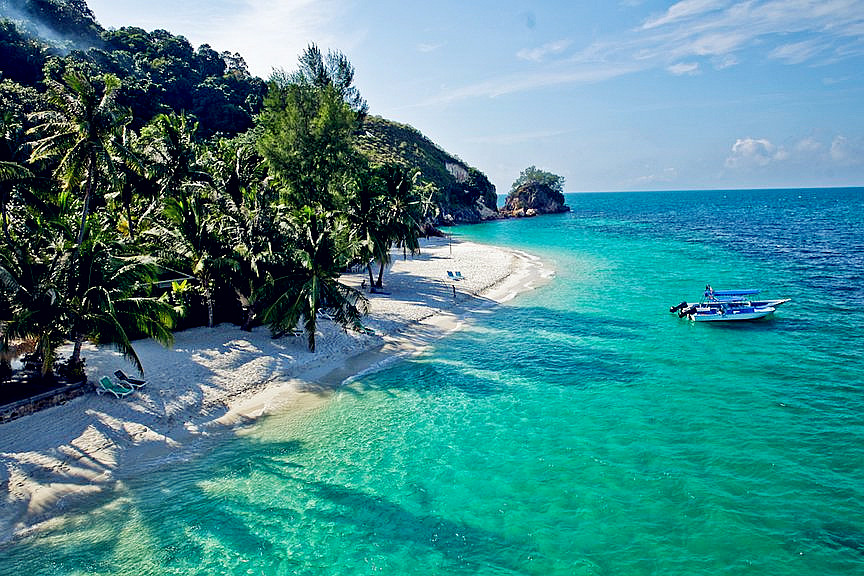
[3,187,863,575]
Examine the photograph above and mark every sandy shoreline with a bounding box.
[0,237,552,543]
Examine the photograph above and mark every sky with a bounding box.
[84,0,864,193]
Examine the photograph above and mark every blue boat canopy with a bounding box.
[705,289,760,298]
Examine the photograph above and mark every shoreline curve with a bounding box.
[0,237,552,543]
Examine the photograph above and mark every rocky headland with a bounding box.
[498,182,570,218]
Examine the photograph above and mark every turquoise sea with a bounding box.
[4,187,864,575]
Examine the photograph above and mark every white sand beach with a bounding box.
[0,237,552,543]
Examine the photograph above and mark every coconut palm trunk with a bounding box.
[366,262,375,292]
[76,152,96,248]
[68,153,98,366]
[204,276,215,328]
[376,259,386,288]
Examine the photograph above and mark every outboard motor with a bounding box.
[670,301,688,313]
[678,306,696,318]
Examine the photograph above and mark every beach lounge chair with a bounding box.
[270,327,304,339]
[114,369,146,388]
[455,271,465,280]
[447,271,456,280]
[96,376,134,399]
[351,322,375,336]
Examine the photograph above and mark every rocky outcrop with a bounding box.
[500,183,569,217]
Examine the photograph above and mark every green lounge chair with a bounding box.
[351,322,375,336]
[96,376,134,399]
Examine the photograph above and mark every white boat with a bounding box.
[670,286,791,322]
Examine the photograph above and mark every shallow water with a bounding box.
[4,188,863,575]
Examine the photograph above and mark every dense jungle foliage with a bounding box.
[1,1,498,385]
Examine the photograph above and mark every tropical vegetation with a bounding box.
[0,6,446,389]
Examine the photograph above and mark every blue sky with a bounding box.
[85,0,864,192]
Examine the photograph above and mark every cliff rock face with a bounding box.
[354,116,498,224]
[500,183,569,217]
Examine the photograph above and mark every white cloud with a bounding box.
[554,1,862,90]
[725,137,787,168]
[725,134,863,172]
[769,39,825,64]
[414,0,864,106]
[417,42,444,53]
[638,0,864,72]
[688,32,748,57]
[419,63,641,105]
[715,54,739,69]
[516,40,572,62]
[642,0,730,30]
[667,61,700,75]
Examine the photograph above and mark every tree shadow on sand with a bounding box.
[0,331,286,542]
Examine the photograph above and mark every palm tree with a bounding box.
[28,71,130,250]
[0,246,68,377]
[65,225,175,374]
[0,219,75,378]
[213,137,283,330]
[157,186,233,328]
[113,126,156,242]
[261,206,367,352]
[0,161,33,244]
[140,113,213,202]
[142,112,229,327]
[374,165,424,288]
[341,163,391,291]
[1,212,175,378]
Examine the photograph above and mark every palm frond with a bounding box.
[0,161,33,182]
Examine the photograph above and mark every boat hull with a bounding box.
[690,306,776,322]
[679,298,790,310]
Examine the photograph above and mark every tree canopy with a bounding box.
[510,165,565,195]
[0,3,504,392]
[0,7,266,137]
[0,32,431,385]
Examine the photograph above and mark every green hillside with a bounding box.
[1,0,265,137]
[355,116,498,223]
